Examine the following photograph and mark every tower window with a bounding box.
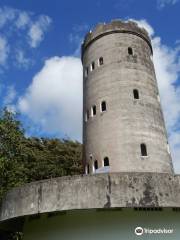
[91,61,95,71]
[94,160,98,170]
[157,94,160,102]
[85,67,88,77]
[133,89,139,99]
[92,105,96,116]
[101,101,106,112]
[86,110,89,120]
[98,57,104,66]
[104,157,110,167]
[85,164,90,174]
[141,143,148,157]
[167,143,171,154]
[128,47,133,55]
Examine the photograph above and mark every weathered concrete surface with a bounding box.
[82,20,152,58]
[0,173,180,224]
[82,20,173,174]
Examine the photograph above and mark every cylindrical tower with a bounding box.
[81,20,173,174]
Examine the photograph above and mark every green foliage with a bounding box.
[0,108,83,201]
[22,137,83,182]
[0,109,27,198]
[0,108,83,239]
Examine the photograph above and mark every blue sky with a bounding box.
[0,0,180,171]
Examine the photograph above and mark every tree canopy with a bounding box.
[0,108,83,201]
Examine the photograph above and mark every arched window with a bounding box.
[91,61,95,71]
[92,105,96,116]
[128,47,133,55]
[141,143,147,157]
[101,101,106,112]
[104,157,110,167]
[133,89,139,99]
[94,160,98,170]
[99,57,103,66]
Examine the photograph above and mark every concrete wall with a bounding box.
[82,21,173,174]
[1,173,180,226]
[23,209,180,240]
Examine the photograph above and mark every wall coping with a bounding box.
[0,172,180,226]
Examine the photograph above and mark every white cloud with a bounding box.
[0,36,9,65]
[128,19,154,37]
[130,19,180,173]
[157,0,179,8]
[28,15,52,48]
[69,24,89,56]
[0,6,16,28]
[3,85,16,105]
[15,49,32,69]
[15,11,31,29]
[18,56,82,141]
[0,6,52,69]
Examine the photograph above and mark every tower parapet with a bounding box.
[82,20,173,174]
[82,20,152,60]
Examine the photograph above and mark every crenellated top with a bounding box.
[81,20,152,60]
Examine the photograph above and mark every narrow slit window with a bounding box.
[87,164,90,174]
[99,57,103,66]
[128,47,133,55]
[91,62,95,71]
[94,160,98,170]
[87,110,89,120]
[85,165,88,174]
[167,143,171,154]
[92,163,95,173]
[85,113,87,122]
[85,67,88,77]
[104,157,110,167]
[101,101,106,112]
[92,105,96,116]
[157,94,160,102]
[133,89,139,99]
[141,143,147,157]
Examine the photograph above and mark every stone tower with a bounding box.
[81,20,173,174]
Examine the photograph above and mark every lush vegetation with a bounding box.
[0,108,83,201]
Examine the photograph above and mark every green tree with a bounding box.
[0,108,83,239]
[0,108,83,200]
[22,137,83,182]
[0,109,27,199]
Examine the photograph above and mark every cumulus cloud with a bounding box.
[0,36,9,65]
[157,0,179,8]
[0,6,52,70]
[18,57,82,141]
[28,15,52,48]
[130,19,180,173]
